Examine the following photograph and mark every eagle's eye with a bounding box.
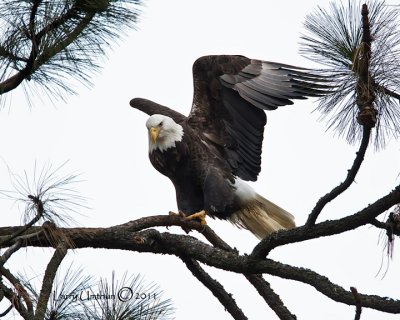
[159,121,163,127]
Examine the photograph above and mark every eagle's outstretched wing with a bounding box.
[186,55,329,181]
[130,97,187,124]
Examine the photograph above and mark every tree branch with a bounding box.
[0,240,22,267]
[306,4,378,227]
[33,11,96,72]
[0,277,30,319]
[181,257,248,320]
[374,83,400,101]
[351,287,362,320]
[0,1,41,94]
[370,218,388,231]
[306,126,371,226]
[0,183,399,316]
[34,243,68,320]
[0,4,95,95]
[244,274,296,320]
[0,196,44,247]
[0,266,34,317]
[0,220,399,314]
[253,183,400,258]
[200,226,296,318]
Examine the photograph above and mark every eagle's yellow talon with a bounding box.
[185,210,207,225]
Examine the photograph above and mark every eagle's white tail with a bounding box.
[230,182,295,239]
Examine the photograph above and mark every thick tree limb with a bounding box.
[0,184,399,316]
[0,224,399,314]
[181,257,248,320]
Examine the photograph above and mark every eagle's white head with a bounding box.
[146,114,184,153]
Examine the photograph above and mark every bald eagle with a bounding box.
[130,55,328,239]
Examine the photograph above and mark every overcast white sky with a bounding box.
[1,0,400,319]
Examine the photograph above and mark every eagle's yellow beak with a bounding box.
[150,127,159,143]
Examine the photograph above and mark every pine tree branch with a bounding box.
[0,277,30,319]
[200,226,296,319]
[0,216,399,314]
[244,274,297,320]
[370,218,388,230]
[34,243,68,320]
[0,266,34,318]
[33,11,96,72]
[181,257,248,320]
[0,184,399,316]
[306,126,371,227]
[0,240,22,268]
[0,2,41,94]
[0,5,95,95]
[0,196,44,247]
[2,227,399,314]
[351,287,362,320]
[253,183,400,258]
[200,225,236,252]
[0,1,140,98]
[374,83,400,101]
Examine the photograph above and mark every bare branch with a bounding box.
[254,183,400,258]
[351,287,362,320]
[0,181,399,317]
[0,266,34,317]
[34,243,68,320]
[1,217,399,314]
[181,257,247,320]
[370,218,388,230]
[0,240,22,267]
[244,274,296,320]
[199,226,296,319]
[0,277,30,319]
[306,126,371,226]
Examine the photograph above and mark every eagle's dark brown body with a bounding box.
[149,122,241,219]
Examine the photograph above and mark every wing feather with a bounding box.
[185,55,331,181]
[130,98,186,123]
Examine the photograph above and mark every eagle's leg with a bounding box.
[185,210,207,225]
